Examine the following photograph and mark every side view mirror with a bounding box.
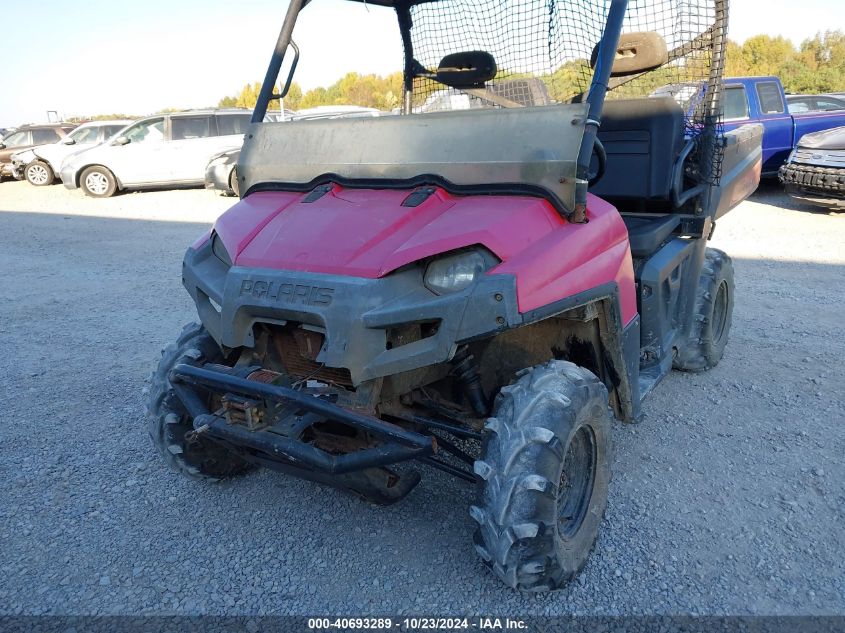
[0,143,6,150]
[592,32,669,77]
[63,138,76,145]
[114,136,130,146]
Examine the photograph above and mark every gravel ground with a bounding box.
[0,180,843,616]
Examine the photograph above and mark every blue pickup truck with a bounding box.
[722,77,845,175]
[654,77,845,176]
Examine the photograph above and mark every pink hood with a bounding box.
[214,186,560,278]
[212,186,637,324]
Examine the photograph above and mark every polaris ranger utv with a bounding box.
[147,0,762,591]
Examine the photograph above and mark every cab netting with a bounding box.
[402,0,728,181]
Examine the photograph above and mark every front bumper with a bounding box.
[171,363,436,471]
[779,151,845,207]
[182,238,522,385]
[10,150,36,179]
[60,163,80,189]
[170,361,445,501]
[0,162,15,177]
[205,159,234,192]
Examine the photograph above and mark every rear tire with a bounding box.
[80,166,118,198]
[674,248,735,372]
[145,323,253,480]
[471,360,611,591]
[25,160,54,186]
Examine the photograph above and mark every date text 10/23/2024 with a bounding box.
[307,617,529,631]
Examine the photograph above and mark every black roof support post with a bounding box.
[573,0,629,222]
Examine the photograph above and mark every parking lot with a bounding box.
[0,179,843,615]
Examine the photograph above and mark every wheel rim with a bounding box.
[712,280,729,345]
[27,164,49,184]
[85,172,109,195]
[230,168,240,196]
[558,425,597,540]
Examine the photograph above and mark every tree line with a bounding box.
[726,31,845,93]
[218,72,405,112]
[218,31,845,112]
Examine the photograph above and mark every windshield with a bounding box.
[69,126,101,144]
[125,118,165,143]
[814,97,845,112]
[103,124,129,139]
[2,131,29,147]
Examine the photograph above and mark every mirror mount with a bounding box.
[63,138,76,146]
[279,40,300,100]
[267,40,300,105]
[591,32,669,78]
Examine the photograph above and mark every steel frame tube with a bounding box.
[195,413,432,474]
[170,363,434,449]
[420,457,478,483]
[576,0,629,212]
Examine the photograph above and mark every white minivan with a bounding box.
[60,109,252,197]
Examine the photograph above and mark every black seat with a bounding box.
[591,97,685,213]
[622,215,680,258]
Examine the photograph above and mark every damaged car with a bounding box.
[11,120,132,185]
[779,126,845,209]
[0,123,75,180]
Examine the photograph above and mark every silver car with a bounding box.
[61,109,252,197]
[11,120,133,185]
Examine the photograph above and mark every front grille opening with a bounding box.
[268,324,354,388]
[386,320,440,351]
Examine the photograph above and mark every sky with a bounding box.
[1,0,843,126]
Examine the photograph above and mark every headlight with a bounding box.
[211,233,233,266]
[424,250,493,295]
